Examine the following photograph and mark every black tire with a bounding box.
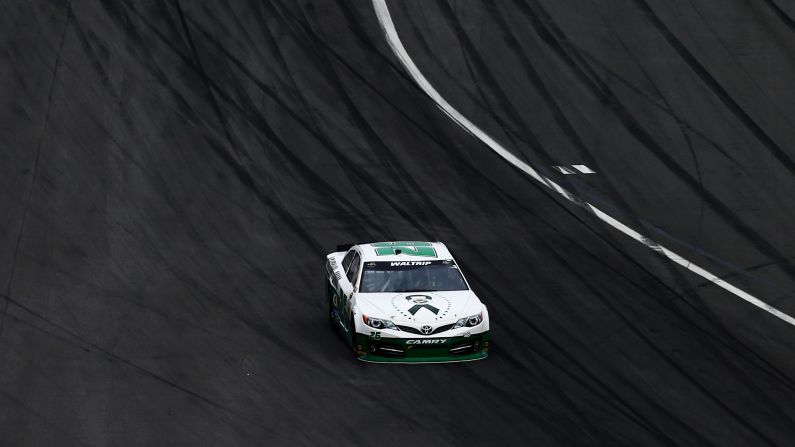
[327,283,337,330]
[350,312,358,355]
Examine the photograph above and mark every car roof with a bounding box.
[356,241,454,262]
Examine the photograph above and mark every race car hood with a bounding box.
[355,290,482,324]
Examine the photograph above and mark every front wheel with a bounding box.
[327,287,337,330]
[350,312,359,356]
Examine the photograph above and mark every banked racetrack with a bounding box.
[2,1,795,445]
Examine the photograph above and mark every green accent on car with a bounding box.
[371,241,437,257]
[353,332,490,363]
[371,241,433,247]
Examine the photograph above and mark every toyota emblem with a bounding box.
[420,325,433,335]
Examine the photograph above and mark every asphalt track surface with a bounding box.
[2,0,795,445]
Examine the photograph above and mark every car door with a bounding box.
[330,250,356,327]
[341,251,361,334]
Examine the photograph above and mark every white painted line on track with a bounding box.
[555,166,576,174]
[572,164,596,174]
[372,0,795,327]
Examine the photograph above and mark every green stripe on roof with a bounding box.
[371,241,432,247]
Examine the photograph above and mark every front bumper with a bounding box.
[353,331,490,363]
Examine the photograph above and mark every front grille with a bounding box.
[449,340,481,356]
[432,323,455,334]
[372,343,405,357]
[395,323,456,335]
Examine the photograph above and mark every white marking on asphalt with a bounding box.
[555,166,576,174]
[572,164,596,174]
[372,0,795,327]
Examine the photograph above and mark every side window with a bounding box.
[346,253,361,285]
[341,250,355,273]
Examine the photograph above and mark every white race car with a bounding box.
[326,241,490,362]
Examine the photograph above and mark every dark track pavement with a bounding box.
[1,1,794,445]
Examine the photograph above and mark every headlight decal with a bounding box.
[453,312,482,329]
[363,314,398,330]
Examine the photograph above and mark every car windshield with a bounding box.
[359,260,469,293]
